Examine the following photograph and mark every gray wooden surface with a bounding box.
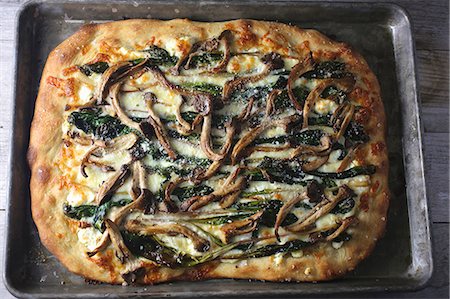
[0,0,448,298]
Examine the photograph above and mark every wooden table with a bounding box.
[0,0,447,297]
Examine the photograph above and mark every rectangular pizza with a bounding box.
[28,19,390,284]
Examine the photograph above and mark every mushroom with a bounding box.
[219,190,241,209]
[220,210,264,243]
[87,166,153,257]
[80,145,114,178]
[325,216,357,241]
[222,64,271,102]
[230,114,300,165]
[336,145,360,172]
[192,160,223,184]
[273,193,308,240]
[184,30,233,73]
[162,177,185,213]
[124,219,211,252]
[303,77,355,128]
[331,101,355,141]
[141,92,177,160]
[94,164,131,205]
[291,135,332,158]
[96,59,148,105]
[286,185,353,232]
[200,114,236,161]
[180,167,246,211]
[265,89,282,117]
[132,160,157,214]
[287,54,314,111]
[79,133,138,178]
[104,219,145,284]
[110,82,141,131]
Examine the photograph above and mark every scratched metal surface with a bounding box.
[2,1,437,298]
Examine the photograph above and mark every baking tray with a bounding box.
[4,0,432,297]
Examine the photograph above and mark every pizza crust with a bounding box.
[29,19,389,284]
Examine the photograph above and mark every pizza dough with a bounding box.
[28,19,389,284]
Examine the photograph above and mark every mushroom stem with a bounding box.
[286,185,353,232]
[274,193,308,240]
[142,92,178,160]
[287,55,314,111]
[220,210,263,243]
[125,220,211,252]
[94,164,130,206]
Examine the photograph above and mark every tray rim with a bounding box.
[3,0,433,297]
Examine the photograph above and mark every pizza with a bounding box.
[28,19,390,284]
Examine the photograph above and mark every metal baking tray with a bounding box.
[4,0,432,297]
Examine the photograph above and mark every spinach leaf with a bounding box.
[68,108,131,141]
[189,53,223,68]
[344,121,370,144]
[122,232,189,267]
[331,197,355,214]
[190,212,254,226]
[180,82,222,97]
[246,158,304,185]
[303,61,349,79]
[63,198,132,230]
[143,46,178,66]
[78,62,109,76]
[306,165,376,179]
[172,184,214,201]
[239,239,310,259]
[252,129,323,146]
[274,86,310,110]
[231,199,297,227]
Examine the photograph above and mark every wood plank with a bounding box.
[417,50,449,133]
[423,133,449,223]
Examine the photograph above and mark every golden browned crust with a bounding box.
[29,19,389,284]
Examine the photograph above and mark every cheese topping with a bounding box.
[55,29,376,273]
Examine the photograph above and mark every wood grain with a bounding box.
[0,0,447,298]
[417,50,449,133]
[424,133,449,223]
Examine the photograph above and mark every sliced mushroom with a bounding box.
[303,77,355,128]
[132,160,157,214]
[162,178,186,213]
[87,183,151,257]
[220,210,264,243]
[265,89,282,117]
[230,121,271,165]
[110,83,141,131]
[104,219,145,284]
[325,216,357,241]
[192,160,223,184]
[331,102,355,141]
[210,30,233,73]
[142,92,177,160]
[200,114,236,161]
[231,115,300,165]
[184,30,232,73]
[96,59,148,105]
[222,64,271,102]
[219,190,241,209]
[94,164,131,205]
[290,135,332,158]
[287,55,314,111]
[286,185,353,232]
[337,145,360,172]
[181,167,246,211]
[274,193,308,240]
[125,219,210,252]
